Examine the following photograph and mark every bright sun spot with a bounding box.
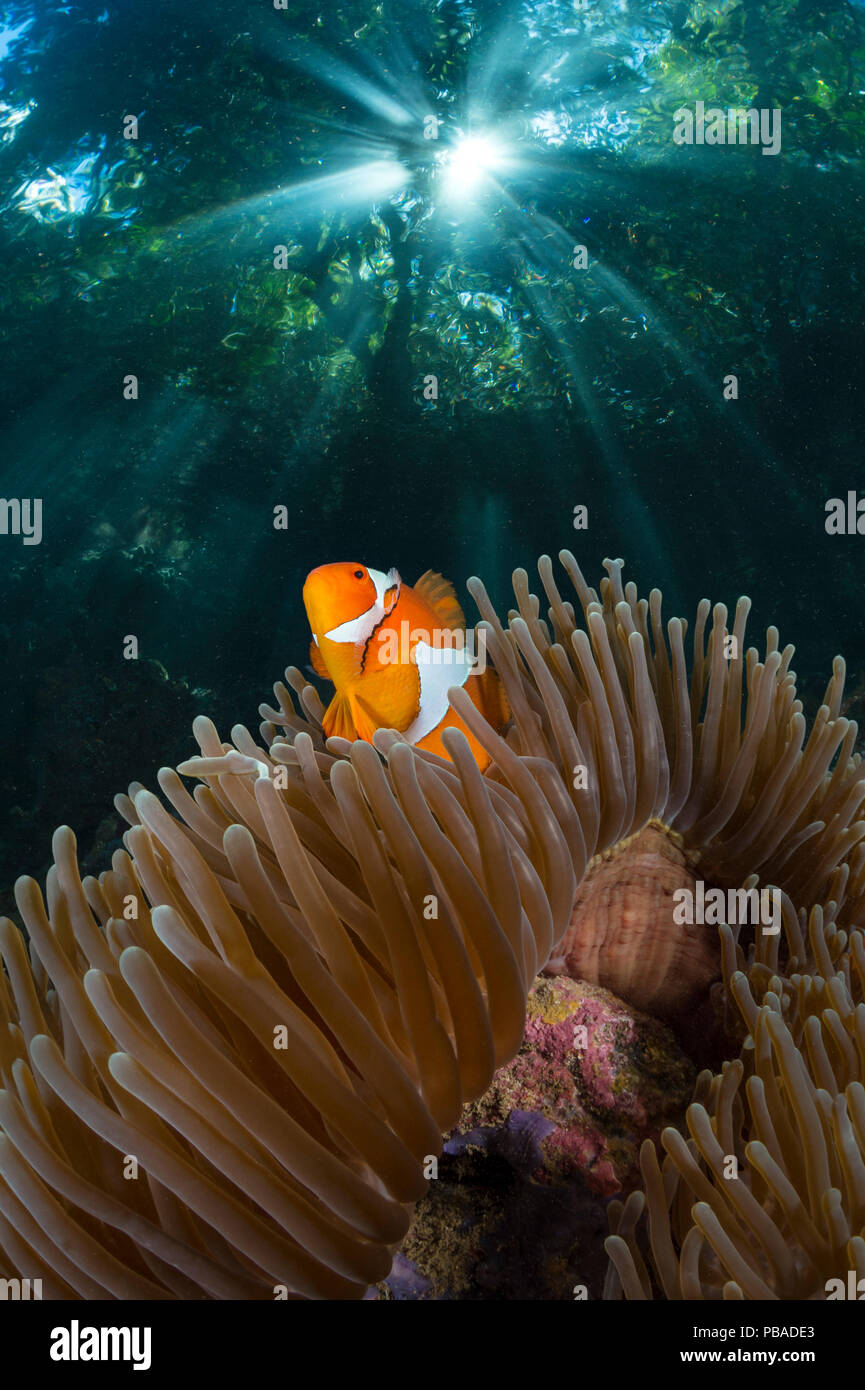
[441,135,504,197]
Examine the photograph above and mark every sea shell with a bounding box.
[545,820,720,1018]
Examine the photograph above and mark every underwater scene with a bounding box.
[1,0,865,1338]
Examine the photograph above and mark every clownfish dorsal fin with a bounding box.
[309,640,332,682]
[413,570,466,631]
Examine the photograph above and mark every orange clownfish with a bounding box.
[302,563,509,770]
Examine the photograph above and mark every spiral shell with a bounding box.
[545,821,720,1018]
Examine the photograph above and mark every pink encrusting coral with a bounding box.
[453,976,695,1196]
[376,976,697,1300]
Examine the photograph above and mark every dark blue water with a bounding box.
[1,0,864,895]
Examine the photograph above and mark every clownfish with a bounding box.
[302,563,509,770]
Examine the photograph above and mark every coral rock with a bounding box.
[456,975,697,1195]
[379,977,696,1300]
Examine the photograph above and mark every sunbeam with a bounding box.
[438,133,509,198]
[154,160,410,246]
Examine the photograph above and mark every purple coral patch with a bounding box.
[377,976,697,1299]
[453,976,695,1196]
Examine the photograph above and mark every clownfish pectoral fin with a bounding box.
[350,664,421,741]
[322,692,360,742]
[309,640,332,682]
[351,693,388,743]
[413,570,466,632]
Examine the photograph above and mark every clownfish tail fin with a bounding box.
[466,666,511,732]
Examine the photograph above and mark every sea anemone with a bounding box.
[0,709,577,1298]
[1,552,863,1299]
[463,554,865,998]
[603,890,865,1299]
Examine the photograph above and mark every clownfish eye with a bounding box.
[353,569,364,579]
